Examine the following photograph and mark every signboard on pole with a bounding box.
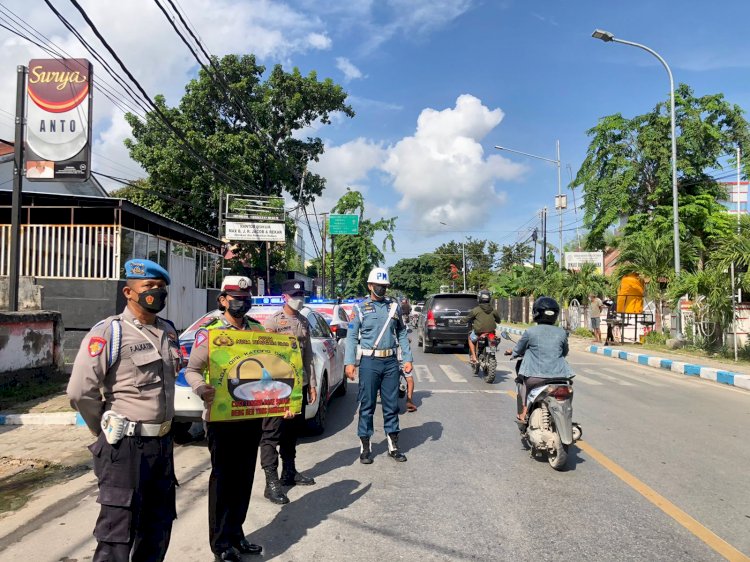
[25,58,92,181]
[328,214,359,235]
[226,221,285,242]
[225,194,285,222]
[564,251,604,273]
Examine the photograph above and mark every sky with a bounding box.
[1,0,749,267]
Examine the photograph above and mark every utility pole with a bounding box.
[732,147,741,361]
[265,241,271,295]
[541,207,548,271]
[462,240,467,292]
[8,65,27,312]
[556,140,563,266]
[330,234,335,299]
[321,212,328,298]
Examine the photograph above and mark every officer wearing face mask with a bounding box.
[259,280,317,505]
[184,276,265,561]
[67,259,179,562]
[345,267,413,464]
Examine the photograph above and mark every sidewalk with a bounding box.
[498,324,750,392]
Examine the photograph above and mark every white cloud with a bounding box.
[335,57,364,81]
[381,94,525,230]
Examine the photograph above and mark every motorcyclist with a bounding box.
[467,290,501,364]
[505,296,573,423]
[400,297,412,325]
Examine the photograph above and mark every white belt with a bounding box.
[125,420,172,437]
[360,349,396,358]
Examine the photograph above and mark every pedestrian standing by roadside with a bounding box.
[589,293,604,343]
[260,280,318,505]
[184,276,265,561]
[345,267,413,464]
[67,259,179,562]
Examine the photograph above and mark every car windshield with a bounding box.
[431,296,477,313]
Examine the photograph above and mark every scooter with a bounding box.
[471,332,498,383]
[500,331,582,471]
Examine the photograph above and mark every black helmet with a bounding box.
[532,296,560,324]
[477,290,491,304]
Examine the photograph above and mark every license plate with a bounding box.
[450,318,464,325]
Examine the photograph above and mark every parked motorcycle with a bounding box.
[472,332,498,383]
[500,331,582,470]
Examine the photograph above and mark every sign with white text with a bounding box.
[565,251,604,273]
[25,58,92,181]
[226,221,285,242]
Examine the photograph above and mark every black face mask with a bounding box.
[227,299,252,318]
[372,285,387,299]
[137,287,168,313]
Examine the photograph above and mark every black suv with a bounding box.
[417,293,478,352]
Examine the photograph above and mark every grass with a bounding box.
[0,380,68,412]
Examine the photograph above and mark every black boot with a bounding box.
[359,436,373,464]
[281,460,315,486]
[263,468,289,504]
[387,432,407,462]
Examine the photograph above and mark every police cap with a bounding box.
[281,279,305,296]
[221,276,252,297]
[124,259,171,285]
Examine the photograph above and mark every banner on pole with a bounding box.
[226,221,285,242]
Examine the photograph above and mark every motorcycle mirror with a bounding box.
[500,331,511,340]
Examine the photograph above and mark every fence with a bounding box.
[0,224,120,279]
[494,296,533,324]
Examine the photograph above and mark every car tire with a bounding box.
[423,338,434,353]
[307,375,328,435]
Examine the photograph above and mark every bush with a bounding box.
[573,327,594,338]
[642,331,667,345]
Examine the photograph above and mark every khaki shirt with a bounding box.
[264,309,316,388]
[67,307,180,434]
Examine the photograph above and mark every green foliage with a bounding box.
[559,263,609,305]
[499,242,533,271]
[573,327,594,338]
[642,330,668,345]
[389,255,439,301]
[329,190,396,297]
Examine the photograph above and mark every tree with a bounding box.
[124,54,354,237]
[389,255,440,301]
[573,84,750,256]
[328,190,396,297]
[499,242,533,271]
[109,178,168,214]
[430,238,499,291]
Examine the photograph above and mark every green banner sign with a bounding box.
[207,329,303,421]
[329,213,360,235]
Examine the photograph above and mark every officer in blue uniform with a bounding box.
[345,267,413,464]
[68,259,178,562]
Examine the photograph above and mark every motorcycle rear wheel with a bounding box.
[547,433,568,471]
[483,355,496,383]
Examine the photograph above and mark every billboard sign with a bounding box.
[565,251,604,273]
[226,221,285,242]
[25,58,93,181]
[225,194,285,222]
[328,213,359,235]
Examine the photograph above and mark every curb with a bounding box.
[587,345,750,391]
[0,412,87,426]
[498,326,526,336]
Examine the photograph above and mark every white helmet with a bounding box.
[367,267,390,285]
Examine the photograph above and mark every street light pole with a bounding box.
[494,143,562,264]
[462,240,467,292]
[592,28,681,336]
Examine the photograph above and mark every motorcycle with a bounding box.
[500,331,582,470]
[471,332,498,383]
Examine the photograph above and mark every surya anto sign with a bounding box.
[24,58,93,182]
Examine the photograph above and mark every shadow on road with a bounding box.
[246,479,370,559]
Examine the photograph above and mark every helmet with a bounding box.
[367,267,390,285]
[532,296,560,324]
[477,290,491,304]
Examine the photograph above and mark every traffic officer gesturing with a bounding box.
[184,276,264,561]
[345,267,413,464]
[260,280,317,504]
[67,259,179,562]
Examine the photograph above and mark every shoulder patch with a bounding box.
[88,337,106,357]
[194,329,208,349]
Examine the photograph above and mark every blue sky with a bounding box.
[0,0,749,266]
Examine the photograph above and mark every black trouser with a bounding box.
[206,418,263,554]
[519,376,549,409]
[260,385,308,470]
[89,432,176,562]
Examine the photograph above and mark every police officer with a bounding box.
[67,259,179,562]
[184,276,264,561]
[260,279,317,504]
[345,267,413,464]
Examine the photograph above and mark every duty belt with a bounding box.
[125,420,172,438]
[360,348,396,358]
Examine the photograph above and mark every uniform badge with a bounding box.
[130,262,145,275]
[194,330,208,348]
[88,337,106,357]
[145,294,155,305]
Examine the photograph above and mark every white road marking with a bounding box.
[592,371,635,386]
[601,367,665,387]
[573,374,604,385]
[439,364,468,383]
[414,364,435,382]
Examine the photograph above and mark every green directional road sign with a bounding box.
[328,213,360,235]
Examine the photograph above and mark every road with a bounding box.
[0,341,748,561]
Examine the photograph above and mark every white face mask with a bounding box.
[287,297,304,311]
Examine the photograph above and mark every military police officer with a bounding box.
[184,276,265,561]
[345,267,413,464]
[67,259,179,562]
[260,279,317,504]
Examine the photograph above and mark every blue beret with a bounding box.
[124,259,171,285]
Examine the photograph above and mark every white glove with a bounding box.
[101,411,128,445]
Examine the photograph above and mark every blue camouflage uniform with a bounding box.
[345,296,413,437]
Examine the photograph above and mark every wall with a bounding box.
[0,311,65,388]
[42,279,123,330]
[0,276,43,310]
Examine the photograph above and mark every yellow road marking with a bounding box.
[454,353,469,363]
[503,389,749,561]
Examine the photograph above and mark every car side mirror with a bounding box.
[336,325,348,340]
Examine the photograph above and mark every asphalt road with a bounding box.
[0,341,748,561]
